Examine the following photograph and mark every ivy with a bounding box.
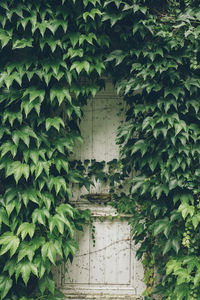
[103,0,200,299]
[0,0,107,299]
[1,0,200,299]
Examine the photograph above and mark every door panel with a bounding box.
[58,205,145,298]
[54,80,145,299]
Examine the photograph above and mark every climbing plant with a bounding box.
[0,0,107,299]
[104,0,200,299]
[1,0,200,299]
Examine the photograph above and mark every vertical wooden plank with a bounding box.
[89,220,106,284]
[65,227,90,284]
[117,221,131,285]
[104,221,118,284]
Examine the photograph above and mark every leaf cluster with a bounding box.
[103,0,200,299]
[0,0,107,299]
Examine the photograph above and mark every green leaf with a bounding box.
[45,117,65,132]
[15,260,38,285]
[32,208,49,225]
[2,110,23,126]
[0,28,12,48]
[17,222,35,240]
[174,283,190,300]
[17,238,45,263]
[69,33,80,48]
[171,237,180,254]
[0,141,17,158]
[0,232,20,257]
[163,239,172,255]
[50,88,71,104]
[70,61,90,75]
[63,239,78,259]
[12,126,38,148]
[178,203,195,219]
[194,267,200,286]
[0,275,13,299]
[153,218,170,236]
[6,161,30,183]
[56,203,74,218]
[48,176,67,194]
[12,38,33,49]
[192,214,200,229]
[33,255,47,278]
[0,208,9,227]
[33,161,51,179]
[21,188,39,207]
[23,87,45,103]
[41,241,62,265]
[18,244,34,263]
[39,274,55,294]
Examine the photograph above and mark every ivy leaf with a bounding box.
[23,87,45,103]
[17,222,35,240]
[12,38,33,49]
[178,203,195,219]
[2,110,23,126]
[17,238,45,263]
[41,241,62,265]
[0,275,13,299]
[18,242,35,263]
[191,214,200,229]
[39,274,55,295]
[83,8,101,21]
[33,255,47,279]
[49,215,64,235]
[12,126,37,147]
[0,28,12,48]
[63,239,78,259]
[194,267,200,286]
[69,33,80,48]
[171,237,180,254]
[174,283,190,300]
[163,239,172,255]
[15,260,38,285]
[48,176,67,194]
[32,208,50,226]
[50,88,71,104]
[33,161,51,179]
[45,117,65,132]
[49,213,74,236]
[21,188,39,207]
[56,203,74,218]
[70,61,90,74]
[6,161,30,183]
[0,141,17,158]
[153,218,170,236]
[0,208,9,227]
[0,232,20,257]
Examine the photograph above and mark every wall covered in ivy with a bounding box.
[0,0,200,299]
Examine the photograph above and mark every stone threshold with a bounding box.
[64,294,142,300]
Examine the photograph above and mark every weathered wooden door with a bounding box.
[55,80,145,299]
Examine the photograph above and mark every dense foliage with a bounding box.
[104,0,200,299]
[0,0,107,299]
[0,0,200,299]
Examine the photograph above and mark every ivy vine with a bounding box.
[0,0,106,299]
[0,0,200,300]
[104,0,200,299]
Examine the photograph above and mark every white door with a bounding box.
[55,80,145,299]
